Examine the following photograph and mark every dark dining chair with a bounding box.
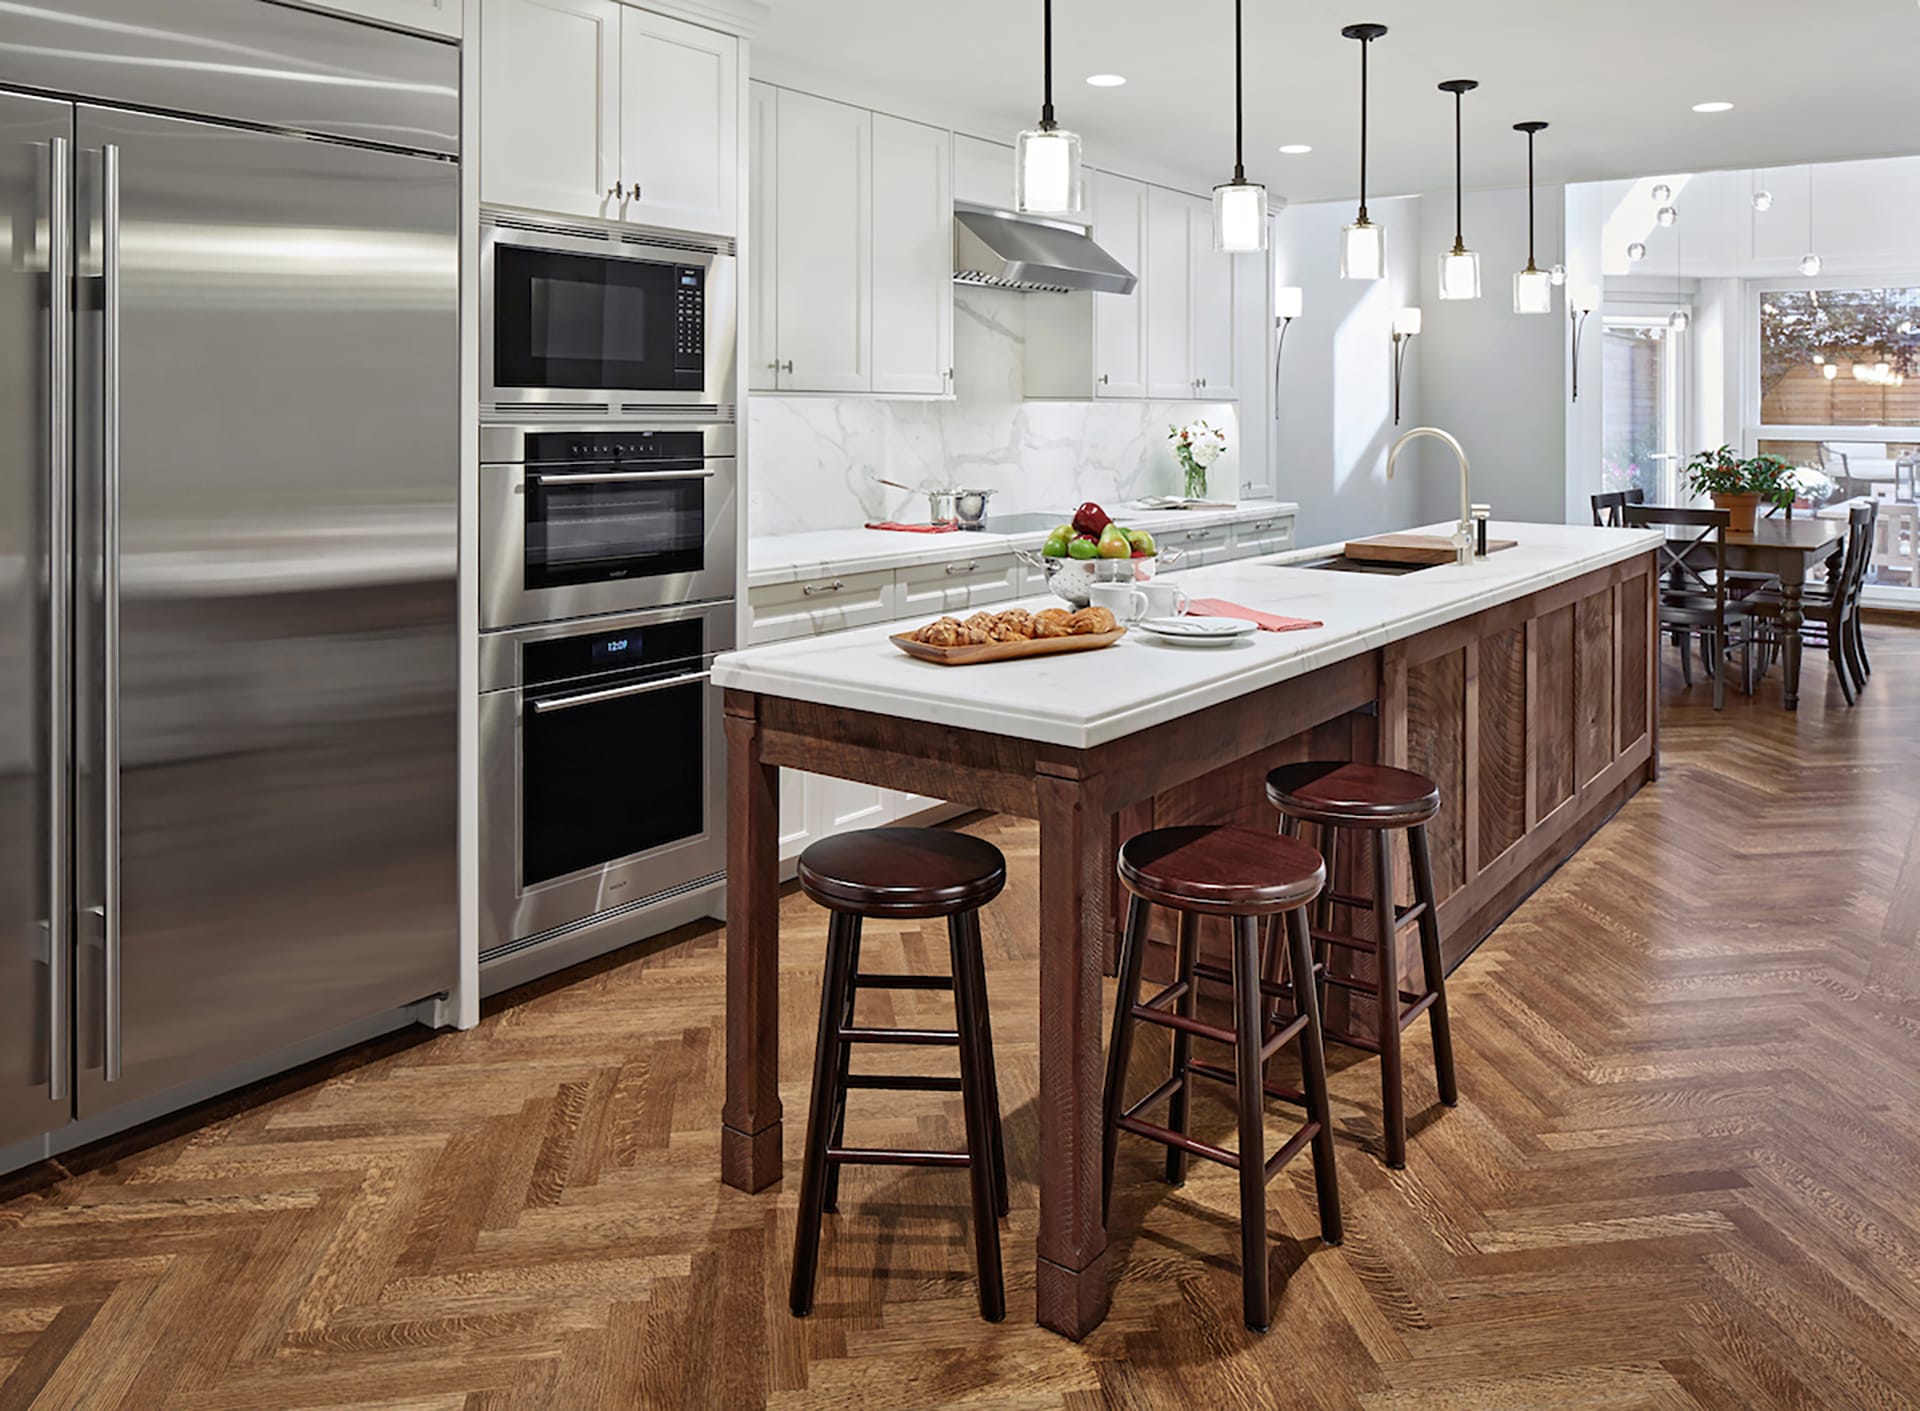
[1590,488,1646,527]
[1749,501,1875,706]
[1627,505,1752,710]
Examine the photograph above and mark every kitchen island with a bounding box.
[714,521,1663,1339]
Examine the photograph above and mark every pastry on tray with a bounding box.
[913,616,965,646]
[1067,605,1118,635]
[1032,607,1075,638]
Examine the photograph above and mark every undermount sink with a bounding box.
[1286,555,1437,577]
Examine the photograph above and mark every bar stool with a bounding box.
[1101,825,1343,1334]
[1265,761,1459,1170]
[789,827,1010,1323]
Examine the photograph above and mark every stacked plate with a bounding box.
[1136,616,1257,647]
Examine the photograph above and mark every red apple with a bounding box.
[1071,501,1112,537]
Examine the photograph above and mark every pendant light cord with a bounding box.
[1232,0,1245,181]
[1040,0,1055,129]
[1526,129,1537,267]
[1452,88,1464,253]
[1358,37,1369,222]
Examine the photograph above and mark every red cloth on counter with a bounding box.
[865,521,959,533]
[1184,597,1322,632]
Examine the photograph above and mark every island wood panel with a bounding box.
[1619,573,1650,749]
[1406,649,1467,901]
[1575,587,1616,786]
[1532,604,1578,820]
[1477,625,1529,865]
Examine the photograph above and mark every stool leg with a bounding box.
[791,910,859,1316]
[1287,905,1343,1248]
[1407,825,1458,1109]
[1101,895,1151,1219]
[822,919,864,1215]
[949,914,1005,1323]
[959,909,1010,1218]
[1231,915,1270,1334]
[1314,824,1338,1017]
[1163,910,1203,1188]
[1371,831,1407,1171]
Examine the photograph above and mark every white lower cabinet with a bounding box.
[1231,514,1295,558]
[1168,522,1231,565]
[747,568,895,644]
[894,553,1021,618]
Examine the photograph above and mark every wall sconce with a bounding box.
[1568,283,1599,402]
[1274,285,1303,415]
[1390,307,1421,425]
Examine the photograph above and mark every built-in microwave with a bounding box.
[480,423,737,630]
[481,211,737,417]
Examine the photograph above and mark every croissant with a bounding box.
[990,609,1037,640]
[916,616,963,644]
[1032,607,1074,638]
[1068,605,1118,635]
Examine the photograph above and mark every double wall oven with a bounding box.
[479,210,738,978]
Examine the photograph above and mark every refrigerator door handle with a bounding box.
[101,141,122,1085]
[47,133,71,1104]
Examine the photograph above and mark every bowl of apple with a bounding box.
[1015,502,1181,608]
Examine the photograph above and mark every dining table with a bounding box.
[1671,516,1849,711]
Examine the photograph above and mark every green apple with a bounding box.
[1042,530,1071,557]
[1067,535,1099,560]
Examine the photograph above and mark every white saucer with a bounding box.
[1138,615,1257,645]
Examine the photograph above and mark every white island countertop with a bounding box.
[747,501,1300,589]
[714,521,1664,750]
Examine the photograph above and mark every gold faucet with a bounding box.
[1387,426,1475,566]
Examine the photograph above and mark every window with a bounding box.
[1602,317,1686,504]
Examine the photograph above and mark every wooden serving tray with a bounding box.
[890,627,1127,665]
[1344,533,1519,566]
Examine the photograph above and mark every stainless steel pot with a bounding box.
[873,476,957,526]
[954,487,995,530]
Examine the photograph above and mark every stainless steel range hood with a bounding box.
[953,202,1138,295]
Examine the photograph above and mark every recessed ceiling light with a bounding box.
[1278,143,1312,155]
[1085,73,1126,87]
[1692,101,1734,113]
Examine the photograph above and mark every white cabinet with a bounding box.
[1231,513,1294,558]
[480,0,737,235]
[1167,521,1231,566]
[747,568,896,645]
[895,554,1022,619]
[778,768,816,859]
[1145,186,1193,401]
[616,8,738,235]
[871,116,953,396]
[289,0,462,37]
[480,0,622,221]
[747,81,780,394]
[952,134,1016,210]
[771,90,872,393]
[1189,200,1237,400]
[1092,173,1148,399]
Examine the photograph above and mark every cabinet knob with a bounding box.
[607,182,627,201]
[1098,373,1110,385]
[781,359,795,374]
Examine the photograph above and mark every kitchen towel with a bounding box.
[1185,597,1323,632]
[865,521,959,533]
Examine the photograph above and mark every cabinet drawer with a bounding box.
[1231,515,1295,559]
[895,553,1022,619]
[1168,523,1231,566]
[749,569,896,644]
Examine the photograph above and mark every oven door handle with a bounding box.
[530,469,717,486]
[530,669,712,713]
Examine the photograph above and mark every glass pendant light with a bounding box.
[1752,168,1773,212]
[1798,164,1821,277]
[1627,242,1647,262]
[1014,0,1083,215]
[1656,205,1678,227]
[1339,23,1388,280]
[1513,121,1553,315]
[1668,219,1689,332]
[1212,0,1268,252]
[1651,182,1672,203]
[1437,79,1481,300]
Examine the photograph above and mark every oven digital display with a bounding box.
[594,635,634,663]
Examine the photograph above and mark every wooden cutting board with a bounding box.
[1344,533,1519,566]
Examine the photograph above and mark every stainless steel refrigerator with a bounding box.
[0,0,460,1152]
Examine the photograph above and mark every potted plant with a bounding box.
[1681,446,1795,532]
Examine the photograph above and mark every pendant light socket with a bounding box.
[1437,79,1481,301]
[1340,23,1388,280]
[1015,0,1084,215]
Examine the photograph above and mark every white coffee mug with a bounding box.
[1090,579,1189,624]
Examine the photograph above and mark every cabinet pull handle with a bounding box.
[1098,373,1109,385]
[1185,529,1212,541]
[607,182,627,201]
[944,560,980,575]
[780,359,795,374]
[802,579,846,596]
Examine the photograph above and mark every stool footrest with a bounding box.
[1122,1072,1185,1123]
[828,1146,969,1169]
[1191,960,1311,1001]
[1259,1013,1310,1063]
[1186,1057,1308,1108]
[1117,1114,1239,1172]
[1261,1122,1321,1182]
[1131,1002,1234,1047]
[1321,892,1427,930]
[838,1025,960,1047]
[852,971,953,992]
[843,1073,963,1094]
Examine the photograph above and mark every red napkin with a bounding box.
[865,520,958,533]
[1185,597,1322,632]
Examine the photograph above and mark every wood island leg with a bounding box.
[1033,766,1114,1340]
[721,693,784,1192]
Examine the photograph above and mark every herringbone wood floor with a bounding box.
[4,627,1919,1410]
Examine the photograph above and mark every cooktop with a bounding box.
[975,512,1069,534]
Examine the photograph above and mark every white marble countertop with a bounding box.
[746,500,1301,589]
[713,522,1664,750]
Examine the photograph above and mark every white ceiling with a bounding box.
[754,0,1920,203]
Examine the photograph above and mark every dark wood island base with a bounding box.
[721,549,1660,1340]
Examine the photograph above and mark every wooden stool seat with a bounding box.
[1103,824,1343,1333]
[1267,762,1458,1171]
[790,829,1009,1323]
[1265,761,1441,829]
[1117,825,1326,916]
[797,827,1006,919]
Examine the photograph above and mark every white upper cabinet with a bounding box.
[952,133,1016,211]
[616,8,738,234]
[287,0,462,38]
[1091,171,1148,399]
[747,81,779,394]
[871,115,953,395]
[1188,198,1237,400]
[773,90,873,393]
[480,0,623,221]
[480,0,738,235]
[1145,185,1193,400]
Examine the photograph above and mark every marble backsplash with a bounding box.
[747,287,1242,534]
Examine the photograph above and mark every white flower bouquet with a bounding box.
[1169,419,1228,499]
